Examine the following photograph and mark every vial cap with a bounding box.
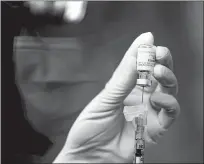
[137,79,151,87]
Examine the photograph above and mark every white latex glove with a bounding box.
[53,32,180,163]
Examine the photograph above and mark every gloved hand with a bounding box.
[53,32,180,163]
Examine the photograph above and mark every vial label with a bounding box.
[135,156,144,164]
[137,47,156,72]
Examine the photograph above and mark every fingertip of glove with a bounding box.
[139,32,154,44]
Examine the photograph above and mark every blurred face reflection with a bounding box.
[26,1,88,23]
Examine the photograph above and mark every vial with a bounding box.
[136,44,156,87]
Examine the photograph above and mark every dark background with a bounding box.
[2,1,203,163]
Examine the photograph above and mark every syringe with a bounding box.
[134,44,156,163]
[123,44,156,164]
[123,105,147,164]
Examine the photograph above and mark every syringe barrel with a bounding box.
[133,138,145,164]
[133,116,146,164]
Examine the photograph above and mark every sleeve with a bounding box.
[1,1,28,36]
